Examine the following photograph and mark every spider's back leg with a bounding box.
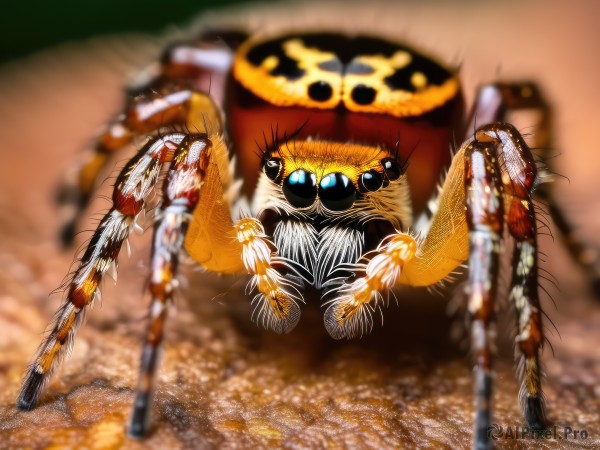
[58,35,237,246]
[467,82,600,296]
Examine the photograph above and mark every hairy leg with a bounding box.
[234,217,303,334]
[463,138,504,450]
[476,124,546,430]
[325,122,546,447]
[322,233,417,339]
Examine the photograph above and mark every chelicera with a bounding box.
[15,30,591,449]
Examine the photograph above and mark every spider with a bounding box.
[14,30,595,449]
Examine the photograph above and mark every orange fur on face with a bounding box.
[274,140,392,186]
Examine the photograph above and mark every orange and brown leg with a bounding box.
[17,132,191,411]
[460,125,546,449]
[129,135,211,438]
[468,82,600,296]
[395,124,545,449]
[466,124,546,448]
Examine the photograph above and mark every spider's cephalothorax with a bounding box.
[17,30,594,449]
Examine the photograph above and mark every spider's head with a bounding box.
[258,141,411,227]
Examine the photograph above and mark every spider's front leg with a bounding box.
[421,124,545,449]
[476,124,546,431]
[128,133,212,437]
[132,212,301,435]
[462,137,504,449]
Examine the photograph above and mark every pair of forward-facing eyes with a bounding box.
[262,157,403,211]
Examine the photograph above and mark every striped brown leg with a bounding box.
[464,138,504,450]
[58,35,235,246]
[17,132,189,411]
[129,135,210,438]
[476,124,547,430]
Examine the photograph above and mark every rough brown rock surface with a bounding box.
[0,1,599,449]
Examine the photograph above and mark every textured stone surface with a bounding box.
[0,1,599,449]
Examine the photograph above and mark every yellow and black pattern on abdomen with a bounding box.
[233,33,459,117]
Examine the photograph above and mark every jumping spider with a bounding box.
[15,30,592,449]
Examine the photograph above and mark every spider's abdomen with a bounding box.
[227,33,464,212]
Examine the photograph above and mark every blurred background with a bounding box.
[0,0,260,63]
[0,1,598,448]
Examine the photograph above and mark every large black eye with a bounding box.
[263,157,283,182]
[381,158,402,181]
[358,169,384,193]
[319,172,356,211]
[283,169,317,208]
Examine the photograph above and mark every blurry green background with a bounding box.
[0,0,259,63]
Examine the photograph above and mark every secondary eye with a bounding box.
[358,169,384,193]
[263,157,283,182]
[381,158,402,181]
[283,169,317,208]
[319,172,356,211]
